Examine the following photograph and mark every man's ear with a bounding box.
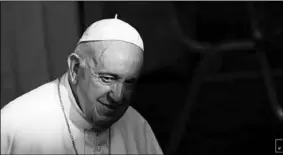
[67,53,81,84]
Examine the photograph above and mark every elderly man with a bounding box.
[1,16,163,154]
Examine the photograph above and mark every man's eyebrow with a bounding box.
[97,72,120,79]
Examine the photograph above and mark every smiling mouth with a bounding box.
[99,101,118,110]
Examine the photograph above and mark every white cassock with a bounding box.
[1,73,163,154]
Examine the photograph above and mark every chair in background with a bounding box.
[166,2,283,155]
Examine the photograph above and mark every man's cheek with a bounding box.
[88,85,103,103]
[87,89,98,103]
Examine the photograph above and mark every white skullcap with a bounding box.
[78,14,144,51]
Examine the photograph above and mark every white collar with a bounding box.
[59,72,94,131]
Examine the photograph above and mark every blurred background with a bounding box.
[1,1,283,154]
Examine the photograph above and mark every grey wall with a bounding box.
[1,2,81,107]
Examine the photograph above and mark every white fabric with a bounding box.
[78,18,144,51]
[1,73,163,154]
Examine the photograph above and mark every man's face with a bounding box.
[75,41,143,132]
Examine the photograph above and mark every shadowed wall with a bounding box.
[1,2,81,107]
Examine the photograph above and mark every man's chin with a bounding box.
[92,111,126,132]
[91,117,119,133]
[89,105,128,132]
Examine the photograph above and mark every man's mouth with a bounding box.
[98,100,120,111]
[100,101,117,110]
[98,95,123,110]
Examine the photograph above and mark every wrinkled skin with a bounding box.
[68,40,143,133]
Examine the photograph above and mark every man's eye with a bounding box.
[100,76,114,84]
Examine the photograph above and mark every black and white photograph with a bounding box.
[1,1,283,155]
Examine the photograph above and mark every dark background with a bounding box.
[1,2,283,155]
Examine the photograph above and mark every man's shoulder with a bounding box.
[126,106,146,121]
[1,80,63,134]
[1,80,58,121]
[117,106,147,128]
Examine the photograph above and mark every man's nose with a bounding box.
[110,83,124,102]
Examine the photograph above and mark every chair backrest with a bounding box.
[173,2,252,43]
[171,2,283,122]
[247,2,283,47]
[171,2,283,53]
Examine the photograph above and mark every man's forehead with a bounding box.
[89,40,142,60]
[89,40,143,78]
[87,41,111,55]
